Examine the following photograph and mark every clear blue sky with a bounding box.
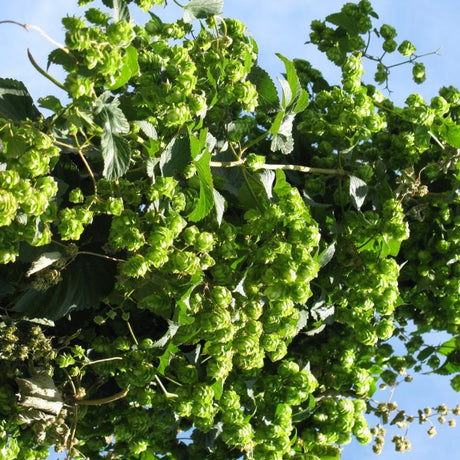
[1,1,459,459]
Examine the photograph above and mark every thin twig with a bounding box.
[74,145,98,198]
[78,251,125,263]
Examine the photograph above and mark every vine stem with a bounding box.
[209,160,348,176]
[0,20,72,56]
[75,385,130,406]
[27,49,67,92]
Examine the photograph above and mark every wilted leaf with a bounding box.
[16,374,63,423]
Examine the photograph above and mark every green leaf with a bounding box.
[153,320,180,348]
[326,12,359,35]
[183,0,223,23]
[173,273,202,325]
[416,346,436,361]
[276,53,299,105]
[189,150,214,221]
[101,131,131,179]
[96,95,129,134]
[0,78,41,121]
[381,236,401,258]
[439,120,460,148]
[159,135,191,177]
[270,111,295,154]
[12,256,116,320]
[134,120,158,139]
[157,343,179,375]
[109,45,139,90]
[213,189,226,226]
[450,374,460,392]
[349,175,368,210]
[293,88,310,113]
[189,128,208,160]
[438,337,457,356]
[96,96,131,179]
[38,95,63,113]
[273,169,291,197]
[248,66,280,112]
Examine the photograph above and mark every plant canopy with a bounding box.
[0,0,459,458]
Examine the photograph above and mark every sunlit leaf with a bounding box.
[183,0,223,22]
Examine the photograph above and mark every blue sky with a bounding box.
[1,1,459,459]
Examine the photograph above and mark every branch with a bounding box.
[209,160,348,176]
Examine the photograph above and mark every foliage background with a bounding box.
[0,1,458,459]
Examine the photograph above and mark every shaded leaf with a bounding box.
[450,374,460,392]
[183,0,223,23]
[16,374,63,424]
[13,256,115,320]
[319,243,336,267]
[416,346,436,361]
[349,175,368,210]
[0,78,41,121]
[159,135,191,176]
